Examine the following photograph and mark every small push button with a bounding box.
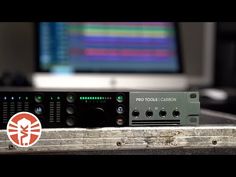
[66,93,76,103]
[66,106,75,115]
[66,116,76,127]
[35,94,43,103]
[116,94,124,103]
[132,110,140,117]
[146,110,153,117]
[34,105,44,115]
[116,105,124,114]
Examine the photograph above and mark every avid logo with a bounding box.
[7,112,42,147]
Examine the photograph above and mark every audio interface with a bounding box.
[0,91,200,129]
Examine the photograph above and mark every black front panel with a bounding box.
[0,92,129,129]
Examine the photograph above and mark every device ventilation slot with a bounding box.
[16,102,23,112]
[2,102,29,124]
[10,102,15,117]
[49,102,55,123]
[132,120,180,125]
[2,102,8,124]
[24,102,29,111]
[56,102,61,122]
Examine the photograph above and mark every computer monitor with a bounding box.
[180,22,216,87]
[33,22,187,90]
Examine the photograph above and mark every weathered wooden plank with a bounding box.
[1,126,236,154]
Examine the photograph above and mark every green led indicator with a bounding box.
[50,97,53,100]
[81,96,110,100]
[25,97,28,100]
[57,96,60,100]
[36,95,42,101]
[116,95,124,103]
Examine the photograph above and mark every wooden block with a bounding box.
[1,126,236,154]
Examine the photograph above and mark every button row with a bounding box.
[132,109,180,118]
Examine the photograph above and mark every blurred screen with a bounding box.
[39,22,181,73]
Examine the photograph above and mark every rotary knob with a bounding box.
[81,107,106,128]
